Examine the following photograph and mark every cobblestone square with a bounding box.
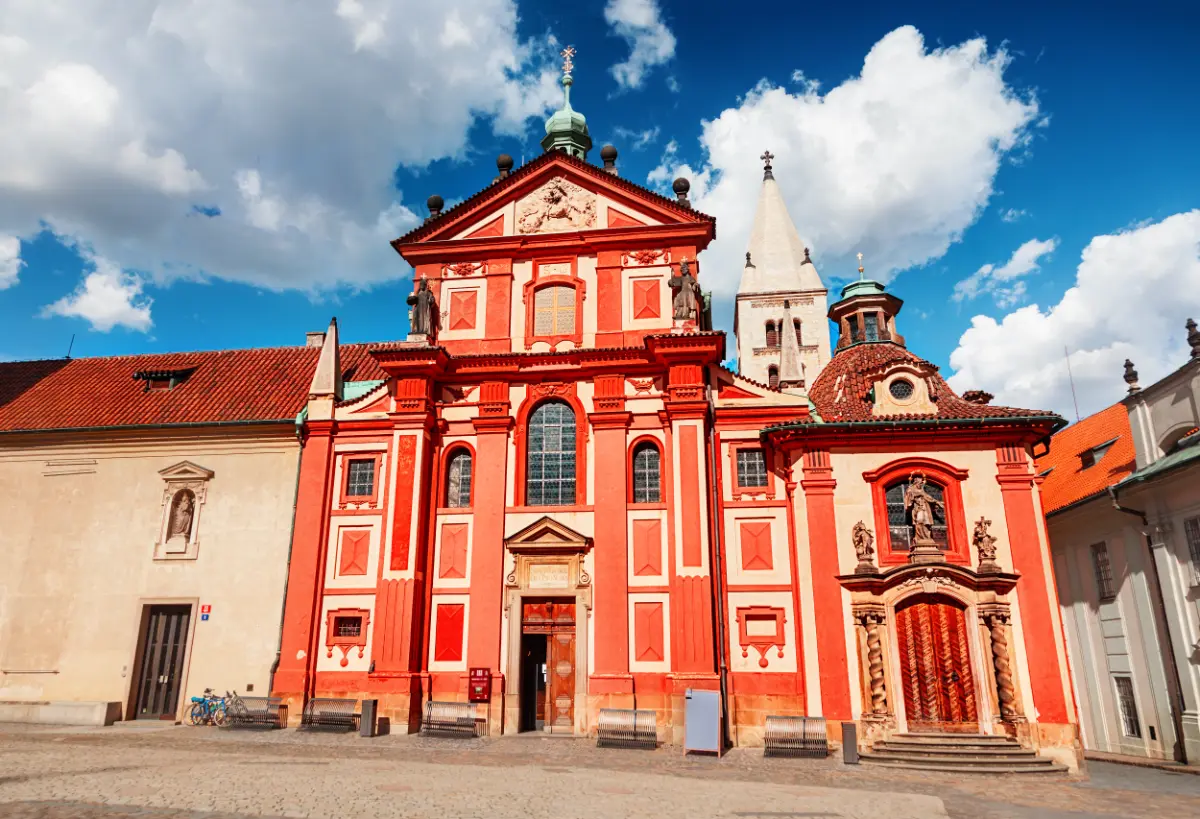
[1,725,1197,819]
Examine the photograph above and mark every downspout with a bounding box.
[1107,486,1189,763]
[706,422,732,748]
[268,423,306,696]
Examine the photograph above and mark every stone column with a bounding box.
[981,607,1019,721]
[854,604,889,716]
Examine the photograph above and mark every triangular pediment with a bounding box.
[506,515,592,553]
[158,460,214,482]
[394,151,714,249]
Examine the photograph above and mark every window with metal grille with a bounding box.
[793,319,802,345]
[445,449,472,508]
[768,366,779,390]
[334,616,363,639]
[1091,542,1116,600]
[864,314,880,342]
[889,379,915,400]
[345,459,376,497]
[1185,517,1200,578]
[1114,676,1142,738]
[765,321,779,348]
[631,442,661,504]
[847,316,860,342]
[533,285,576,336]
[526,401,577,506]
[736,448,768,488]
[884,478,947,552]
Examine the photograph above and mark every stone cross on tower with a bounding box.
[760,150,775,180]
[560,45,575,75]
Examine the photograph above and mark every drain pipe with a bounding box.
[267,425,306,696]
[1107,486,1188,763]
[706,426,733,749]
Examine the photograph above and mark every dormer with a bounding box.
[828,277,905,350]
[133,367,196,392]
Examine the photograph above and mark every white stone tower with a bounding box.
[734,152,830,392]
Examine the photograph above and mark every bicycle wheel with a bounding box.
[188,702,206,726]
[212,704,227,727]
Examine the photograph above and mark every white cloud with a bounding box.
[604,0,676,90]
[0,235,22,289]
[613,125,660,150]
[42,251,152,332]
[1000,207,1028,222]
[953,237,1058,306]
[948,211,1200,418]
[647,26,1040,306]
[0,1,561,306]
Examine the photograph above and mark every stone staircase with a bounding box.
[859,732,1069,774]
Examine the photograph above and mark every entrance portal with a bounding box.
[519,600,575,732]
[131,604,191,720]
[895,595,978,732]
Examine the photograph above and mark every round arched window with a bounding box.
[889,379,915,401]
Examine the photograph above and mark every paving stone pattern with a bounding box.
[0,725,1197,819]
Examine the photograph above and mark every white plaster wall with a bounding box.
[735,290,831,386]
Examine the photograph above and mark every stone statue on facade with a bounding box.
[169,490,194,540]
[407,276,437,340]
[973,516,1001,573]
[852,521,877,574]
[669,258,700,321]
[904,472,945,562]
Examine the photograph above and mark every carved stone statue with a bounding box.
[973,516,1000,573]
[904,472,943,544]
[668,258,700,321]
[169,490,195,539]
[407,276,437,339]
[516,177,596,234]
[852,521,877,574]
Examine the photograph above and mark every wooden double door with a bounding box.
[895,596,979,732]
[131,605,191,720]
[520,600,575,732]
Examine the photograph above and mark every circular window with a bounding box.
[889,379,915,401]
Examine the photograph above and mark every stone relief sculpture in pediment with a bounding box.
[516,177,596,234]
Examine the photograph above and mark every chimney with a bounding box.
[306,331,326,348]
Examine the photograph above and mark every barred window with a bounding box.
[1184,517,1200,574]
[445,449,473,508]
[1091,542,1116,601]
[533,285,576,336]
[885,478,947,552]
[345,459,376,497]
[334,616,363,639]
[793,319,802,345]
[632,443,661,504]
[1114,676,1142,738]
[526,401,577,506]
[736,448,768,488]
[765,321,779,348]
[768,366,779,390]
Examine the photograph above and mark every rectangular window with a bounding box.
[1114,676,1142,738]
[1080,450,1096,469]
[1091,542,1116,600]
[864,314,879,342]
[735,448,768,488]
[534,285,576,336]
[847,316,860,342]
[334,616,363,639]
[1184,517,1200,575]
[345,459,376,497]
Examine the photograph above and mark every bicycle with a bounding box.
[187,688,226,726]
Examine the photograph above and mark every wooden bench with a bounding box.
[763,715,828,758]
[419,700,479,738]
[223,696,287,730]
[596,708,657,749]
[299,697,360,732]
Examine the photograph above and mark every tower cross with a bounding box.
[857,252,865,280]
[760,150,774,169]
[560,46,576,75]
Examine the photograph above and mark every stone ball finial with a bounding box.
[1187,318,1200,358]
[672,177,691,203]
[600,144,617,162]
[1123,358,1141,393]
[427,194,444,215]
[497,154,514,174]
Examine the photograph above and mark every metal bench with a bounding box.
[419,700,479,738]
[299,697,360,732]
[763,715,828,758]
[596,708,657,749]
[223,696,287,730]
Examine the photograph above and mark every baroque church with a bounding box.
[268,53,1081,765]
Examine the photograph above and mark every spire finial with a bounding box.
[560,45,576,76]
[745,251,754,267]
[1124,358,1141,393]
[760,150,774,180]
[857,252,865,280]
[803,247,812,264]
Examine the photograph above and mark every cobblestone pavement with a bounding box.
[0,724,1197,819]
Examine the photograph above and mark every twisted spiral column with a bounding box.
[865,616,888,715]
[988,613,1018,720]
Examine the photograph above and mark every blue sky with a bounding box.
[2,0,1198,418]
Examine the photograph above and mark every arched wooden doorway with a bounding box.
[895,595,979,732]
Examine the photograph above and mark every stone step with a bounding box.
[859,754,1069,775]
[866,749,1046,765]
[887,733,1018,745]
[872,743,1038,757]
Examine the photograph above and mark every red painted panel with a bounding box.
[631,279,660,319]
[484,259,512,344]
[465,214,504,238]
[632,519,662,576]
[438,522,468,579]
[634,602,665,662]
[593,422,630,678]
[338,529,370,576]
[449,290,477,331]
[607,207,647,228]
[372,577,415,672]
[596,250,623,340]
[739,521,773,571]
[390,436,418,571]
[679,425,703,567]
[433,603,465,663]
[466,427,509,671]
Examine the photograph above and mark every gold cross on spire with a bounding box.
[560,46,576,75]
[857,252,865,280]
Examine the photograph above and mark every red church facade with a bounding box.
[271,145,1081,765]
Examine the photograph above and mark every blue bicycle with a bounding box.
[188,688,226,726]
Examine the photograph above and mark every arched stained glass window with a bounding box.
[445,449,472,508]
[526,401,577,506]
[631,442,661,504]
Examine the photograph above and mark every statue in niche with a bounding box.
[169,490,195,540]
[407,276,437,339]
[973,516,1000,572]
[669,258,700,321]
[852,521,877,573]
[904,472,944,545]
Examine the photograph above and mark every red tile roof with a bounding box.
[0,344,387,433]
[1035,403,1135,515]
[808,342,1057,423]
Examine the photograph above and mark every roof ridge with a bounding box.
[0,339,400,367]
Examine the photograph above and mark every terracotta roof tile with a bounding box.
[1035,403,1135,514]
[0,343,387,433]
[808,342,1056,423]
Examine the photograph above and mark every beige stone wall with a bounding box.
[0,428,299,719]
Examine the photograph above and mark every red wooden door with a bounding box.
[895,596,978,732]
[548,630,575,730]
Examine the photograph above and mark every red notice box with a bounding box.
[468,667,491,703]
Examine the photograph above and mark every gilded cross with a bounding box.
[561,46,576,75]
